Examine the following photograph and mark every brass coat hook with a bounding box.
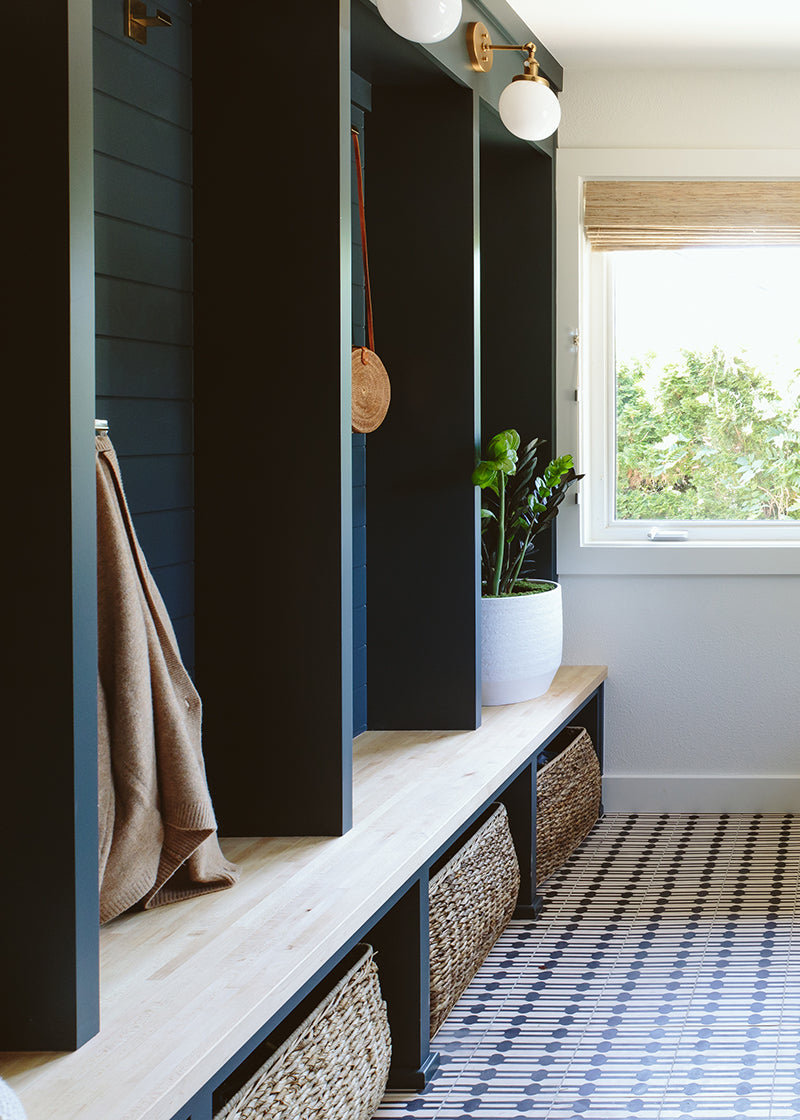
[125,0,172,44]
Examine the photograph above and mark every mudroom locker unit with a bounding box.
[1,2,582,1117]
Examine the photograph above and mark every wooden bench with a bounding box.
[0,665,606,1120]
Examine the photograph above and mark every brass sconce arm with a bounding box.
[467,22,547,84]
[487,42,536,54]
[125,0,173,44]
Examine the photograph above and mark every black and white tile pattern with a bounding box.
[376,813,800,1119]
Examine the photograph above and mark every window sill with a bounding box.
[558,533,800,576]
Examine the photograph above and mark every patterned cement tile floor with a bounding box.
[375,813,800,1120]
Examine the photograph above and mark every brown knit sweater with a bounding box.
[96,435,239,925]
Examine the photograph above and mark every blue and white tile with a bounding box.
[374,812,800,1120]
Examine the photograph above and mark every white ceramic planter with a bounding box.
[480,582,563,706]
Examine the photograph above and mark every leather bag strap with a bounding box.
[351,127,374,353]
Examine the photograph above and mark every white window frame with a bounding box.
[556,148,800,576]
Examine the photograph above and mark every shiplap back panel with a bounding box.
[93,0,195,671]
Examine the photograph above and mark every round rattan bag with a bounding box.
[352,346,391,434]
[351,128,390,434]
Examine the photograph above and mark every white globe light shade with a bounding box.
[376,0,462,43]
[498,79,561,142]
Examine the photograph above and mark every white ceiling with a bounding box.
[506,0,800,69]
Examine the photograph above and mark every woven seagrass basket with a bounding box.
[214,944,391,1120]
[536,726,601,885]
[428,802,520,1038]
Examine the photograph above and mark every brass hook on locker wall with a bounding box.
[125,0,172,45]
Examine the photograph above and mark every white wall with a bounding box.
[557,69,800,151]
[556,68,800,812]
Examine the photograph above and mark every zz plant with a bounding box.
[472,430,583,597]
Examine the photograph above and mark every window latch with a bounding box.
[647,527,688,542]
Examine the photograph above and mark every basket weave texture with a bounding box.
[536,726,601,885]
[429,802,520,1038]
[352,346,391,433]
[214,944,391,1120]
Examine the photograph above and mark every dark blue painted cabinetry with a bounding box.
[0,0,562,1065]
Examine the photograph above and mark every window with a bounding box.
[555,152,800,575]
[609,246,800,530]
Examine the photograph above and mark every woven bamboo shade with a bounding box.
[583,180,800,251]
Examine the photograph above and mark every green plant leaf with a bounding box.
[474,430,583,594]
[487,429,520,459]
[471,461,498,488]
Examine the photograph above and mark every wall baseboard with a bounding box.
[603,775,800,814]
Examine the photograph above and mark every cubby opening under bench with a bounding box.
[0,665,606,1120]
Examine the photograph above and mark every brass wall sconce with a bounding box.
[125,0,172,44]
[467,21,561,142]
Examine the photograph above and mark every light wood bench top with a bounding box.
[0,665,607,1120]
